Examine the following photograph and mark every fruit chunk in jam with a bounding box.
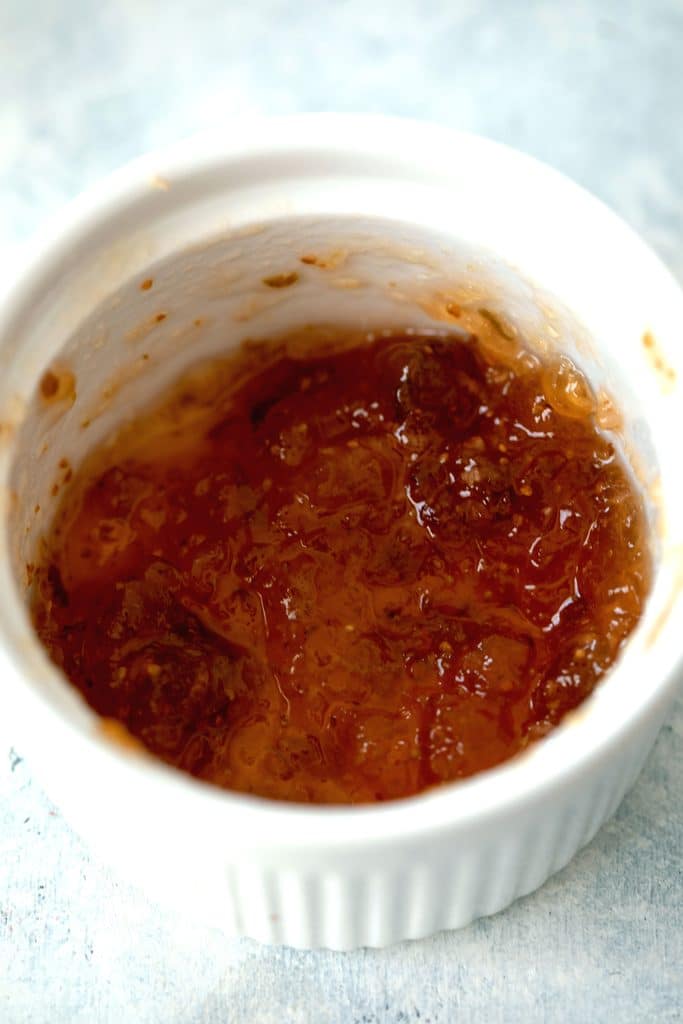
[32,321,650,803]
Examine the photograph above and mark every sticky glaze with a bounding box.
[32,322,650,802]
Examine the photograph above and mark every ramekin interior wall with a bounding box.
[6,213,656,591]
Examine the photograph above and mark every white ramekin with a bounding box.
[1,115,682,950]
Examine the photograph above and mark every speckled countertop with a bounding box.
[1,2,682,1021]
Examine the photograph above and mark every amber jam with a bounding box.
[32,320,650,803]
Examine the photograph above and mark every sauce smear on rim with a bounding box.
[32,322,650,802]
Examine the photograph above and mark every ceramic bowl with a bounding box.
[1,115,682,949]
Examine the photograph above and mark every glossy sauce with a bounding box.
[32,322,650,802]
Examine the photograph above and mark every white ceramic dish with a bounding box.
[1,115,682,950]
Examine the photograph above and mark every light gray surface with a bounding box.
[1,1,681,1021]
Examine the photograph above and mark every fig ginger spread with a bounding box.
[32,319,650,803]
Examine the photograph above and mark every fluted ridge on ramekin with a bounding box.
[222,734,653,950]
